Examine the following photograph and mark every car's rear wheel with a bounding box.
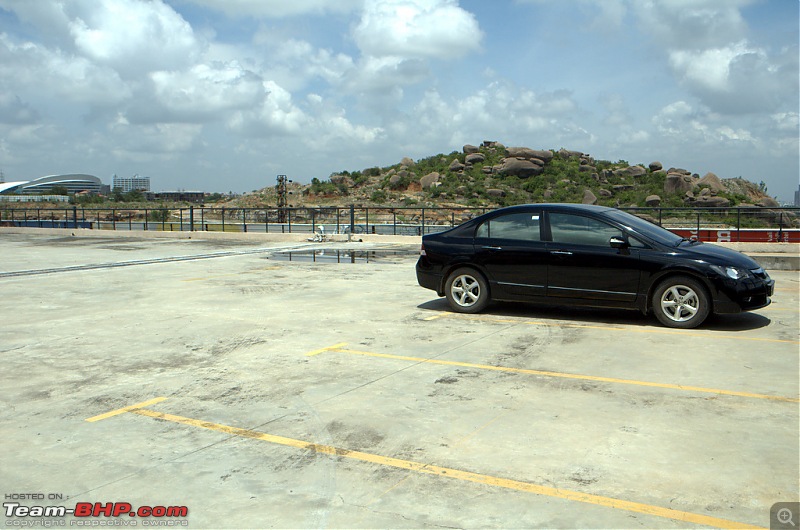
[652,276,710,328]
[445,268,489,313]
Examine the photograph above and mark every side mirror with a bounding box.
[609,236,627,249]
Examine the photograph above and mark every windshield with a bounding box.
[606,210,683,246]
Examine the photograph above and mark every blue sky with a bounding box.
[0,0,797,201]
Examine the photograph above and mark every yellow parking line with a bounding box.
[305,342,348,356]
[89,402,764,529]
[432,313,800,345]
[313,344,798,403]
[85,397,168,422]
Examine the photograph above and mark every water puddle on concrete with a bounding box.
[269,248,416,263]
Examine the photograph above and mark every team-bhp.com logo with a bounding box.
[4,498,188,526]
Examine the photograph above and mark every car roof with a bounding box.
[488,203,617,214]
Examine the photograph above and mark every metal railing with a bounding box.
[1,205,798,242]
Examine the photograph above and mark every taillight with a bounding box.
[420,243,426,256]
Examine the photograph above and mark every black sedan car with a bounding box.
[416,204,774,328]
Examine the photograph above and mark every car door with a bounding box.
[545,211,641,302]
[473,209,548,299]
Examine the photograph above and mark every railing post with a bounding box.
[393,210,397,235]
[287,209,292,233]
[189,206,194,232]
[243,209,247,233]
[422,208,426,235]
[736,208,741,242]
[222,207,225,232]
[144,209,148,231]
[112,209,116,230]
[696,212,700,240]
[349,205,355,241]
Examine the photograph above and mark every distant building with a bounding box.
[795,185,800,207]
[113,174,150,192]
[0,174,102,195]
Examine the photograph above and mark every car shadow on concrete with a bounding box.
[416,298,772,332]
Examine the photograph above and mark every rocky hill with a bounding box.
[238,141,781,212]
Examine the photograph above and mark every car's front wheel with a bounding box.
[445,268,489,313]
[652,276,710,328]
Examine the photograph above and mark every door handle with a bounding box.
[550,250,573,256]
[482,246,502,251]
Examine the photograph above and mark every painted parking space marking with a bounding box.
[308,344,799,403]
[85,397,168,422]
[86,399,765,530]
[424,313,800,345]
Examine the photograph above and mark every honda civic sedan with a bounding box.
[416,204,774,328]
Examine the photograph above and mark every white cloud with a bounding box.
[0,0,201,78]
[107,122,204,158]
[668,40,796,114]
[227,81,310,136]
[149,63,264,121]
[67,0,200,78]
[631,0,751,50]
[0,93,40,125]
[175,0,363,18]
[354,0,482,59]
[0,33,131,106]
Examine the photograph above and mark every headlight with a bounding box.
[710,265,750,280]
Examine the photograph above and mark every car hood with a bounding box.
[676,242,762,269]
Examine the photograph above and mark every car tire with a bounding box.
[652,276,710,329]
[445,268,490,313]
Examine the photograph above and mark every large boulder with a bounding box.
[330,174,353,187]
[498,158,544,178]
[448,159,465,172]
[465,153,485,165]
[757,196,780,208]
[400,157,415,167]
[694,196,731,208]
[420,172,440,190]
[614,165,647,178]
[463,144,479,154]
[558,148,584,159]
[664,173,698,194]
[645,194,661,206]
[698,172,725,193]
[582,189,597,205]
[486,188,506,198]
[506,147,553,162]
[649,161,663,172]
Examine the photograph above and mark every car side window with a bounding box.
[549,213,624,247]
[476,212,541,242]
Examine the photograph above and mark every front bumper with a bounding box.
[713,274,775,314]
